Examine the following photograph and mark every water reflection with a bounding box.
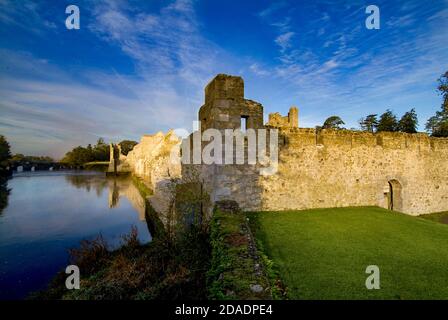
[64,173,108,197]
[108,179,147,221]
[64,174,147,221]
[0,171,151,300]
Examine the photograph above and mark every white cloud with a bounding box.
[0,0,57,34]
[257,1,287,18]
[253,2,448,130]
[89,0,217,84]
[386,13,416,28]
[0,0,231,158]
[275,31,295,51]
[0,62,195,158]
[249,63,270,76]
[320,59,338,72]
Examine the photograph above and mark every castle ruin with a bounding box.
[112,74,448,216]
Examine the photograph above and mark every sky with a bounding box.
[0,0,447,159]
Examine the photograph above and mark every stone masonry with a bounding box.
[182,74,448,216]
[267,107,298,128]
[115,74,448,216]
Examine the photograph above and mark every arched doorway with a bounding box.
[387,179,402,211]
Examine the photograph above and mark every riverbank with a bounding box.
[32,219,211,300]
[31,174,211,300]
[0,175,10,214]
[31,192,278,300]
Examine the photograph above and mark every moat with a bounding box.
[0,171,152,300]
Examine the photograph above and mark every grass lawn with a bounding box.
[249,207,448,300]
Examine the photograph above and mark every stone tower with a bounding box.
[267,106,299,128]
[288,106,298,127]
[183,74,266,213]
[199,74,264,132]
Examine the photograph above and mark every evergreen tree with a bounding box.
[377,109,398,132]
[359,114,379,133]
[425,71,448,137]
[398,108,418,133]
[438,71,448,112]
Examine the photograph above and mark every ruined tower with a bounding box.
[199,74,264,132]
[267,106,299,128]
[288,106,299,127]
[183,74,267,213]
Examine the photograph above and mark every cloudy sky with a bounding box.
[1,0,447,159]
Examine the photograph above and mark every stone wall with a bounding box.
[182,74,448,216]
[124,130,181,189]
[123,74,448,217]
[267,106,298,128]
[108,143,131,174]
[182,162,262,215]
[259,128,448,215]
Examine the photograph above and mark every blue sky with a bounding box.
[1,0,447,158]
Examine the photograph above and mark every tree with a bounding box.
[359,114,378,133]
[61,146,94,167]
[93,138,109,161]
[438,71,448,112]
[322,116,345,129]
[10,154,25,163]
[425,71,448,137]
[61,138,112,166]
[425,115,441,135]
[377,109,398,132]
[119,140,138,156]
[426,110,448,137]
[0,135,12,168]
[96,138,106,146]
[398,108,418,133]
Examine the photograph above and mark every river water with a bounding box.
[0,171,152,300]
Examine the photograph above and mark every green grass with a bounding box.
[83,161,109,171]
[84,161,110,165]
[249,207,448,300]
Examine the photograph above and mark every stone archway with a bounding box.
[387,179,403,212]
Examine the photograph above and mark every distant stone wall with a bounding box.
[108,131,183,221]
[108,143,131,174]
[267,106,298,128]
[124,130,181,190]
